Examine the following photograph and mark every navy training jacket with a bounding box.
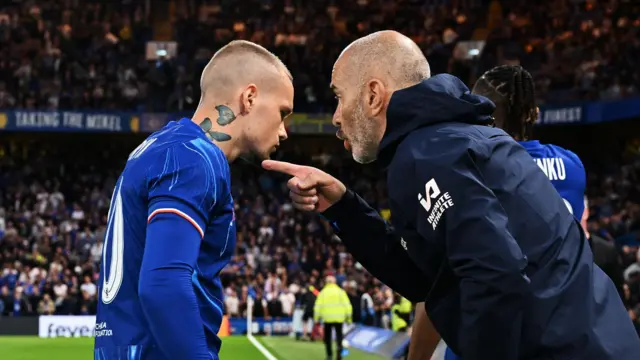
[322,74,640,360]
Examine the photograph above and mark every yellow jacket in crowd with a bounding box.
[391,296,412,331]
[314,283,352,324]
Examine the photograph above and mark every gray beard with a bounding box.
[350,102,378,164]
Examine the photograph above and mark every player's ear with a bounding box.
[240,84,258,115]
[366,79,386,117]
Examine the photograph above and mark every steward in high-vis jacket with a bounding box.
[391,295,412,332]
[319,74,640,360]
[314,276,352,360]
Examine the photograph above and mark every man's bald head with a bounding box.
[334,30,430,90]
[200,40,292,102]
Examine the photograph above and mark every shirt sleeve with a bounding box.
[414,147,530,360]
[564,149,587,189]
[147,142,222,236]
[314,290,324,322]
[139,212,212,359]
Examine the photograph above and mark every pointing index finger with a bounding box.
[262,160,306,177]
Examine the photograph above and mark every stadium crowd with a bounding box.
[0,135,399,327]
[0,0,639,113]
[1,133,640,335]
[0,0,640,338]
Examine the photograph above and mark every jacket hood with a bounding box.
[377,74,495,168]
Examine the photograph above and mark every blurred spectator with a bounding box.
[225,288,240,318]
[2,0,639,114]
[625,250,640,283]
[279,287,296,317]
[37,293,55,315]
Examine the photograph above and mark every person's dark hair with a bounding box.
[472,65,537,140]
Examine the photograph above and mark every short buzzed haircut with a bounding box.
[199,40,291,101]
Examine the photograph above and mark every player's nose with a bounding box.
[278,123,288,141]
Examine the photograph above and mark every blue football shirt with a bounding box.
[94,118,236,359]
[519,140,586,218]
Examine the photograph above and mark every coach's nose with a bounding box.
[332,102,342,128]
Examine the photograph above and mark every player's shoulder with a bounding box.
[544,143,584,170]
[396,123,477,169]
[126,119,228,181]
[520,141,583,167]
[133,119,225,166]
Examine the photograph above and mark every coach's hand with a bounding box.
[262,160,346,212]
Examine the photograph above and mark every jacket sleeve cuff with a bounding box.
[320,189,357,231]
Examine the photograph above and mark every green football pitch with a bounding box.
[0,336,385,360]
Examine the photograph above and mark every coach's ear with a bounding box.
[240,84,258,115]
[365,79,386,117]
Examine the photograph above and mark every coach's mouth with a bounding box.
[336,130,351,151]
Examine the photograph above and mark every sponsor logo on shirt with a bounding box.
[418,179,455,230]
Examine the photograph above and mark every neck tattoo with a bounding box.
[200,105,237,142]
